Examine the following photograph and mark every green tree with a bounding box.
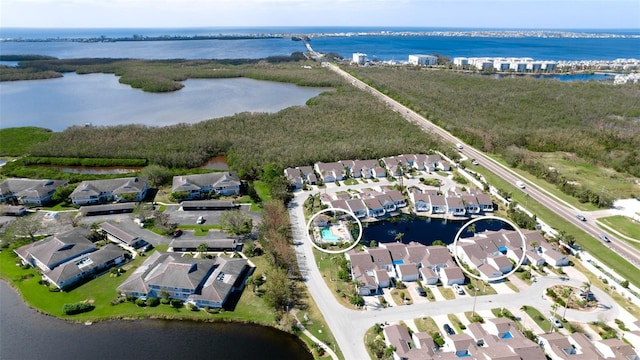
[51,184,75,204]
[220,210,253,236]
[141,164,172,187]
[263,267,292,311]
[432,239,445,246]
[196,243,208,257]
[394,232,405,243]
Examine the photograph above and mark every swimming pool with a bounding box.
[321,228,341,242]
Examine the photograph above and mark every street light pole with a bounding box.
[472,287,479,317]
[562,289,573,321]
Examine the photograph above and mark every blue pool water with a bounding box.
[393,260,405,265]
[501,332,513,339]
[321,228,340,242]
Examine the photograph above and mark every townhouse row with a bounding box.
[383,318,638,360]
[284,153,451,189]
[346,228,568,296]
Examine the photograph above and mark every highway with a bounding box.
[321,61,640,268]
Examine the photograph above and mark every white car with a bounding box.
[196,216,205,224]
[516,181,526,189]
[453,284,465,295]
[549,317,563,328]
[456,143,463,150]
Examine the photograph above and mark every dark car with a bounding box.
[172,229,183,237]
[576,214,586,221]
[443,324,455,335]
[416,286,427,297]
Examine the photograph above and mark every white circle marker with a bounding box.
[306,208,363,254]
[451,215,527,282]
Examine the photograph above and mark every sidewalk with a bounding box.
[293,313,339,360]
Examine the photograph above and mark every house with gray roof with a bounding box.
[284,168,303,189]
[117,251,251,308]
[429,194,446,214]
[14,227,127,289]
[410,189,431,212]
[172,172,240,200]
[0,178,68,205]
[313,162,345,183]
[15,227,96,272]
[100,221,148,249]
[70,177,148,205]
[346,198,367,218]
[44,244,126,289]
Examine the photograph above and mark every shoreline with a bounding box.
[0,277,319,357]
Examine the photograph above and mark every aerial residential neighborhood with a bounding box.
[1,16,640,359]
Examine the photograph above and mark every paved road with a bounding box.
[321,61,640,268]
[289,189,620,360]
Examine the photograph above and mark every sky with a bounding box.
[1,0,639,30]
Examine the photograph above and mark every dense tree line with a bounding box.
[348,67,640,178]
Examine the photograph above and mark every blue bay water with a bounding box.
[1,27,638,61]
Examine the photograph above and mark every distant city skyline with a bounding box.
[1,0,639,30]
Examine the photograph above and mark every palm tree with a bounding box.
[394,232,405,243]
[197,243,208,258]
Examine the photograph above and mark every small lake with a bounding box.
[0,73,327,131]
[361,215,513,245]
[0,281,312,360]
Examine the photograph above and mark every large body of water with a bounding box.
[1,27,638,131]
[0,73,325,131]
[1,27,638,61]
[0,281,312,360]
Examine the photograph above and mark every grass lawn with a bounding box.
[521,305,553,333]
[0,246,277,323]
[598,215,640,243]
[468,278,497,296]
[253,181,273,203]
[312,249,358,309]
[294,280,344,360]
[439,287,456,300]
[235,195,263,212]
[414,316,439,334]
[474,164,640,289]
[503,279,520,292]
[390,288,412,305]
[447,314,464,333]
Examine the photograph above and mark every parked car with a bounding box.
[453,284,465,295]
[549,317,563,328]
[416,286,427,297]
[471,159,479,166]
[599,233,611,243]
[576,214,586,221]
[443,323,455,335]
[197,216,205,224]
[172,228,183,237]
